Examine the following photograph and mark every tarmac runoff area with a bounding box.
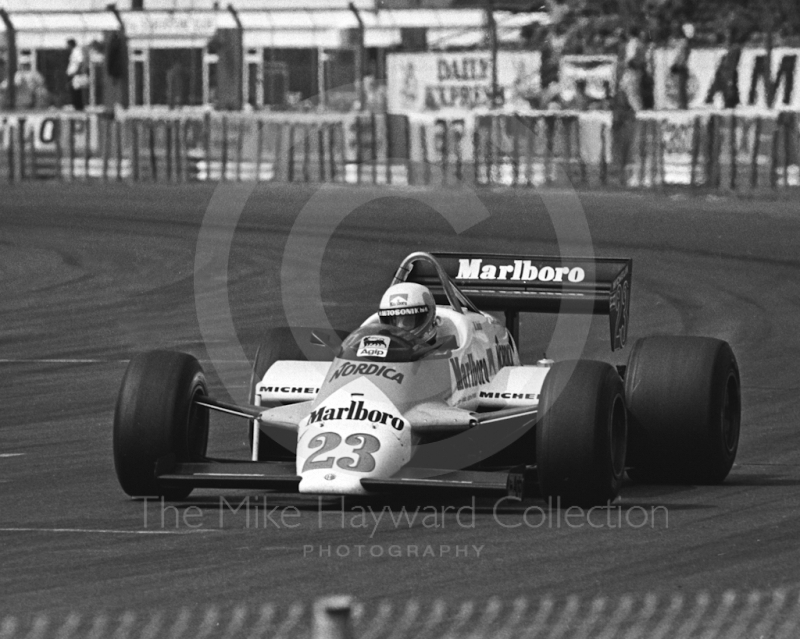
[1,183,799,636]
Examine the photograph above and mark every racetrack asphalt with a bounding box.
[1,182,799,622]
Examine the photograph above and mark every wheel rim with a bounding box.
[721,372,740,454]
[610,394,627,478]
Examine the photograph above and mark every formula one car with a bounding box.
[113,252,741,506]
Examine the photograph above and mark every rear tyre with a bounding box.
[537,360,628,507]
[113,350,209,499]
[625,336,740,484]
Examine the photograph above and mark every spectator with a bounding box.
[705,24,741,108]
[166,61,187,109]
[641,31,656,110]
[565,78,591,110]
[66,38,89,111]
[619,26,645,112]
[670,23,694,109]
[540,23,567,103]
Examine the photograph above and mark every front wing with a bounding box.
[155,458,525,498]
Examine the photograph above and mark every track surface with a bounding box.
[1,182,799,618]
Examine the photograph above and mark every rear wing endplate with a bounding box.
[405,252,632,351]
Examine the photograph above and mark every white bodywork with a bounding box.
[255,305,549,496]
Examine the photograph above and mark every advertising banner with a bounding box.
[559,55,617,101]
[654,47,800,110]
[387,51,541,113]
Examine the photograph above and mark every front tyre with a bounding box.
[625,336,741,484]
[113,350,209,499]
[537,360,628,507]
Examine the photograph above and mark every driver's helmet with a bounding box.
[378,282,436,343]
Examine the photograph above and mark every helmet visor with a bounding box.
[379,306,429,334]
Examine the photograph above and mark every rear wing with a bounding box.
[404,252,632,351]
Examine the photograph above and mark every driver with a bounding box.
[377,282,437,344]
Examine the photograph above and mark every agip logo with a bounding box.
[357,336,390,358]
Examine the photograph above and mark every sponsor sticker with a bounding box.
[378,306,427,317]
[389,294,408,306]
[307,400,405,431]
[456,258,586,283]
[330,363,404,384]
[357,335,390,358]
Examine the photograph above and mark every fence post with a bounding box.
[635,118,647,187]
[287,123,295,183]
[302,124,311,183]
[783,112,791,187]
[525,116,536,186]
[236,118,244,182]
[131,120,140,181]
[68,118,76,181]
[255,119,263,183]
[649,119,658,188]
[385,115,392,185]
[115,118,123,181]
[312,596,353,639]
[575,116,586,185]
[355,116,363,184]
[440,120,449,186]
[658,117,666,188]
[544,116,554,185]
[149,119,158,181]
[420,123,430,185]
[454,119,463,183]
[19,120,29,181]
[770,128,779,189]
[174,118,182,182]
[728,114,736,191]
[5,118,15,181]
[220,115,228,182]
[53,116,63,180]
[471,118,480,185]
[562,116,573,184]
[511,117,520,187]
[371,113,378,185]
[102,115,111,181]
[750,117,761,189]
[330,123,339,183]
[82,115,90,180]
[599,121,607,186]
[689,116,700,188]
[164,120,172,182]
[26,123,35,180]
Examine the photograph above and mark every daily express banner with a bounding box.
[654,47,800,110]
[387,51,541,113]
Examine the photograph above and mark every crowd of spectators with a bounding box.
[519,0,800,112]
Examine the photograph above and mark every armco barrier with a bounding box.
[1,109,798,191]
[1,589,800,638]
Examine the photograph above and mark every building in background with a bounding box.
[0,0,546,111]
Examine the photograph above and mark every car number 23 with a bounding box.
[301,432,381,473]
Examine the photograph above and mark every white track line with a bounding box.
[0,359,129,364]
[0,527,220,535]
[0,453,24,458]
[0,359,249,364]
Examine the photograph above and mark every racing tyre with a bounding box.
[249,327,346,460]
[113,350,209,499]
[537,360,627,507]
[625,336,740,484]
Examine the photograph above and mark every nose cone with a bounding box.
[297,379,411,495]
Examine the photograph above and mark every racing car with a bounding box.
[113,252,741,507]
